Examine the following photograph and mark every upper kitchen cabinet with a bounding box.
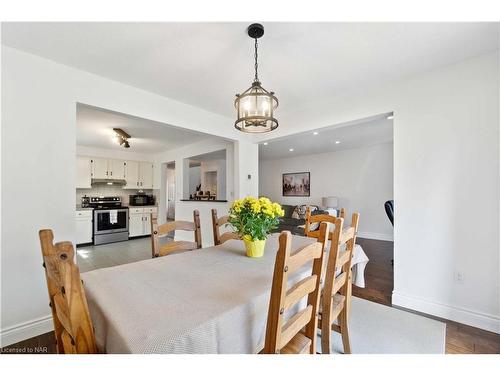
[124,161,154,189]
[78,155,154,189]
[91,158,109,179]
[109,159,126,179]
[76,156,92,188]
[91,158,126,180]
[140,162,154,189]
[124,160,140,189]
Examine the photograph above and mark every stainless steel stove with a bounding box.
[89,196,129,245]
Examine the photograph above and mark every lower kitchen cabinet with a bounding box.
[129,206,157,237]
[76,210,93,245]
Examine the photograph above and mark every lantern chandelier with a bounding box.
[234,23,278,133]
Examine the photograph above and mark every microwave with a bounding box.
[129,194,156,206]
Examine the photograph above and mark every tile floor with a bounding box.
[76,236,171,272]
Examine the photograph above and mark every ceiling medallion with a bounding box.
[234,23,278,133]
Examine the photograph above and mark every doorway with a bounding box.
[166,162,176,222]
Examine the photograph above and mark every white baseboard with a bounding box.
[0,315,53,347]
[392,291,500,334]
[357,231,394,242]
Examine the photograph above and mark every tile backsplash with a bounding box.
[76,186,154,206]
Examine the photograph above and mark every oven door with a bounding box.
[94,209,129,234]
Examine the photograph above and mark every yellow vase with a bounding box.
[244,238,266,258]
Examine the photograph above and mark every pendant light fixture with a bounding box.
[234,23,278,133]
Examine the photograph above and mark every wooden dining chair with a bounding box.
[304,206,345,239]
[319,212,360,354]
[151,210,202,258]
[39,229,97,354]
[211,208,239,245]
[262,222,330,354]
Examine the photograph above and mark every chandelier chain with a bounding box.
[254,38,259,82]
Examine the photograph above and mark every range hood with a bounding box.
[91,178,127,186]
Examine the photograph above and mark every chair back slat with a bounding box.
[340,227,356,245]
[304,206,346,240]
[279,305,313,350]
[263,222,330,354]
[283,275,317,310]
[319,212,360,354]
[157,220,196,234]
[151,210,202,258]
[39,229,97,354]
[287,242,322,275]
[211,208,239,245]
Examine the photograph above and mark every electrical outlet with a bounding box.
[455,271,465,284]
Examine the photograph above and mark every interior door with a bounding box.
[167,166,175,220]
[125,160,139,189]
[92,158,108,179]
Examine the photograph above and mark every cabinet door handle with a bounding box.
[106,171,108,176]
[110,171,113,176]
[137,181,139,186]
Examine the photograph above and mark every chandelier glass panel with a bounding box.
[234,24,278,133]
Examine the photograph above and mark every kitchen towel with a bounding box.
[109,210,118,224]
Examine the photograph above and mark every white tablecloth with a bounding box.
[81,233,369,353]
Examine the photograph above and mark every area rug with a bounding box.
[319,297,446,354]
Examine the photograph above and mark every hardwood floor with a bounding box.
[2,236,498,354]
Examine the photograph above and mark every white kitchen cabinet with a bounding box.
[75,210,93,245]
[109,159,126,179]
[139,162,154,189]
[76,156,92,188]
[91,158,126,180]
[129,212,144,237]
[91,158,109,179]
[143,214,152,235]
[129,207,157,237]
[124,160,140,189]
[124,161,154,189]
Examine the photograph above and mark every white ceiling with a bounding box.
[3,23,499,119]
[76,104,212,153]
[259,114,393,160]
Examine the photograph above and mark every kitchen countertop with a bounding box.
[180,199,228,203]
[124,205,158,208]
[76,206,94,211]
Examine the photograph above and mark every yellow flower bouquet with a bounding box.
[228,196,284,257]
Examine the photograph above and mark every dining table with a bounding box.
[81,233,369,354]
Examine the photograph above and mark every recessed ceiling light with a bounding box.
[289,148,294,152]
[263,142,268,146]
[386,114,394,120]
[313,131,319,135]
[335,140,341,144]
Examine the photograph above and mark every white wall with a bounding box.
[234,140,259,198]
[0,46,258,346]
[256,51,500,333]
[259,142,394,240]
